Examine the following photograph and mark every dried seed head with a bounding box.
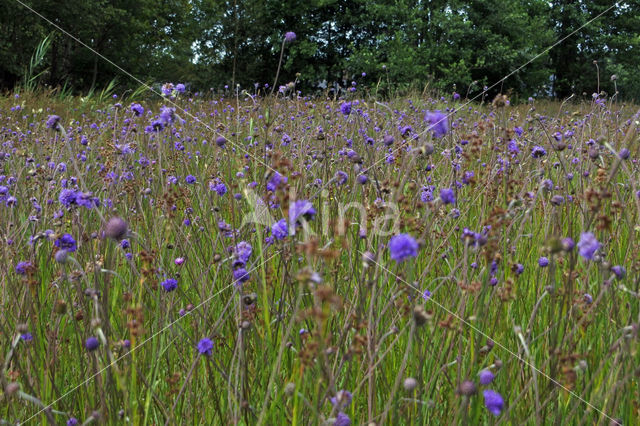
[413,305,431,326]
[284,382,295,396]
[5,382,20,397]
[458,380,477,396]
[105,217,128,241]
[403,377,418,392]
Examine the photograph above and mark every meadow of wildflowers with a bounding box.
[0,86,639,425]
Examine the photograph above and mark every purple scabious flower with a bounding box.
[161,82,174,96]
[215,136,227,147]
[59,189,79,207]
[16,261,32,275]
[289,199,316,224]
[514,263,524,275]
[335,170,348,185]
[561,237,575,252]
[46,115,61,130]
[159,106,176,124]
[271,219,288,240]
[267,172,287,192]
[161,278,178,292]
[233,268,250,284]
[531,145,547,158]
[619,148,630,160]
[185,175,196,184]
[130,103,144,116]
[425,111,448,138]
[388,233,419,262]
[55,234,77,252]
[20,333,33,341]
[197,338,214,355]
[483,389,504,416]
[383,134,394,146]
[330,390,353,409]
[284,31,297,42]
[577,232,600,260]
[538,257,549,267]
[233,241,253,264]
[175,83,186,93]
[334,412,351,426]
[479,369,495,385]
[85,337,100,351]
[611,265,626,279]
[356,174,368,185]
[67,418,79,426]
[440,188,455,205]
[340,102,352,116]
[212,182,227,195]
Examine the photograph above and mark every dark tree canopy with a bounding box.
[1,0,639,100]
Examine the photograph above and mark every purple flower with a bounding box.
[213,183,227,195]
[514,263,524,275]
[330,390,353,409]
[215,136,227,148]
[185,175,196,184]
[16,261,32,275]
[59,189,79,207]
[577,232,600,260]
[538,257,549,267]
[161,278,178,292]
[159,106,175,124]
[383,134,394,146]
[197,338,214,355]
[483,389,504,416]
[67,418,79,426]
[479,369,495,385]
[130,103,144,116]
[175,83,186,93]
[561,237,575,252]
[440,188,455,205]
[340,102,352,116]
[267,172,287,192]
[284,31,297,42]
[289,199,316,224]
[272,219,288,240]
[334,412,351,426]
[531,145,547,158]
[619,148,630,160]
[85,337,100,351]
[46,115,61,130]
[611,265,626,279]
[388,233,419,262]
[356,174,368,185]
[233,268,250,284]
[425,111,448,138]
[55,234,77,252]
[335,170,348,185]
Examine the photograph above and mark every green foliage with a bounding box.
[22,33,53,92]
[1,0,640,100]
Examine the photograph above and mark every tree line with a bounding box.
[2,0,639,100]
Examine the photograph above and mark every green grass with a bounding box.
[0,90,639,425]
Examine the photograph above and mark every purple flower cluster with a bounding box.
[388,233,419,262]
